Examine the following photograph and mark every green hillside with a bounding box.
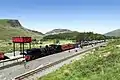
[0,19,43,40]
[42,31,105,41]
[104,29,120,37]
[39,40,120,80]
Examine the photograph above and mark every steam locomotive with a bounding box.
[24,44,76,61]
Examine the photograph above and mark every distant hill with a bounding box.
[104,29,120,37]
[0,19,43,40]
[43,31,80,40]
[45,29,72,35]
[42,31,105,41]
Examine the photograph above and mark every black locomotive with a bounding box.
[24,44,76,61]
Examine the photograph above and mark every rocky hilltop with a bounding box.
[0,19,43,40]
[45,29,72,35]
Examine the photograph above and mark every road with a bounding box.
[0,43,106,80]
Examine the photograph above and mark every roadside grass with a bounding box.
[39,39,120,80]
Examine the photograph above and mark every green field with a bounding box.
[39,39,120,80]
[0,40,74,53]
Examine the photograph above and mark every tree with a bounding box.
[53,39,60,44]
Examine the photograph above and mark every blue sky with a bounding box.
[0,0,120,34]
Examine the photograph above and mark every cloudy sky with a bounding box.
[0,0,120,34]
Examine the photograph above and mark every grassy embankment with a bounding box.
[39,39,120,80]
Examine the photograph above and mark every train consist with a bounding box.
[24,40,105,61]
[0,40,105,61]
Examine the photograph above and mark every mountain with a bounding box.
[43,31,80,40]
[42,31,105,41]
[26,29,43,35]
[45,29,72,35]
[0,19,43,40]
[104,29,120,37]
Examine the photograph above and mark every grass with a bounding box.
[0,19,43,40]
[39,39,120,80]
[0,40,74,53]
[0,19,75,53]
[0,19,44,52]
[0,25,43,40]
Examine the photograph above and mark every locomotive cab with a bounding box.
[25,48,41,61]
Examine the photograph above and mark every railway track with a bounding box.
[0,41,104,70]
[13,42,106,80]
